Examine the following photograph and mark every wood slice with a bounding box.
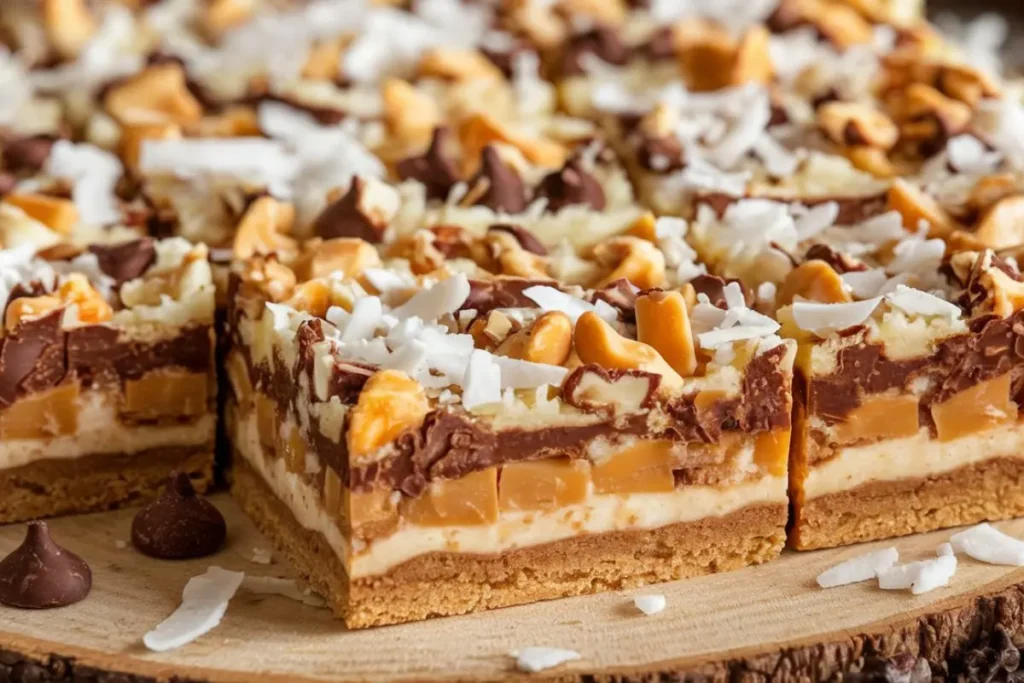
[1,495,1023,682]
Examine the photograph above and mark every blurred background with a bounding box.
[930,0,1024,71]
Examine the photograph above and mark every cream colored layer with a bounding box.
[0,391,215,470]
[233,407,787,580]
[804,421,1024,499]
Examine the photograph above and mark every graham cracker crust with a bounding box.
[231,456,787,629]
[0,444,214,524]
[790,456,1024,550]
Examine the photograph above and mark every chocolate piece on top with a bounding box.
[534,158,606,212]
[312,177,388,243]
[471,146,528,214]
[131,473,227,560]
[0,522,92,609]
[559,26,629,77]
[396,127,460,201]
[88,238,157,285]
[2,134,56,173]
[488,224,548,255]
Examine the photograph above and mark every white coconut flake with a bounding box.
[523,285,613,323]
[513,647,581,673]
[492,356,568,390]
[633,594,666,616]
[793,202,839,240]
[878,556,957,595]
[143,567,244,652]
[884,285,961,319]
[841,269,887,299]
[947,135,1002,174]
[461,350,501,410]
[45,141,123,226]
[250,548,273,565]
[139,138,299,195]
[792,297,881,334]
[817,547,899,588]
[340,296,383,343]
[950,523,1024,566]
[390,274,470,322]
[937,543,954,558]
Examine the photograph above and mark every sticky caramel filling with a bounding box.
[931,373,1017,442]
[833,393,920,445]
[499,458,591,512]
[402,468,500,527]
[591,440,676,494]
[0,383,80,439]
[123,370,208,420]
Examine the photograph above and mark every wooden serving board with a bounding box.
[1,496,1024,682]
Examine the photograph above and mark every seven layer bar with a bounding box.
[225,237,795,628]
[0,237,217,522]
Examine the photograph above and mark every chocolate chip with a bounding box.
[396,127,460,201]
[88,238,156,285]
[312,177,388,243]
[0,310,67,408]
[470,146,528,214]
[487,224,547,255]
[635,26,676,61]
[131,473,226,560]
[459,277,547,315]
[804,244,866,274]
[558,26,629,77]
[534,158,606,213]
[2,135,55,174]
[0,522,92,609]
[636,135,685,173]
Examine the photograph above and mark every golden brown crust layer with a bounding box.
[232,456,787,629]
[0,445,214,524]
[790,456,1024,550]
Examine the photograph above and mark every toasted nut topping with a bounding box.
[185,106,261,138]
[302,38,346,80]
[232,197,298,260]
[844,146,899,179]
[43,0,96,59]
[303,237,381,282]
[239,256,297,302]
[638,103,679,140]
[118,120,182,171]
[508,0,566,48]
[348,370,429,460]
[469,310,514,350]
[285,279,332,318]
[104,63,204,126]
[887,178,957,236]
[983,267,1024,319]
[382,79,442,149]
[459,112,567,173]
[4,295,62,332]
[574,312,683,390]
[4,193,78,235]
[418,48,503,82]
[498,248,549,279]
[496,311,572,366]
[971,195,1024,251]
[777,260,852,306]
[818,102,899,150]
[801,0,874,48]
[625,212,658,242]
[966,175,1019,215]
[592,236,666,290]
[201,0,254,38]
[677,23,773,92]
[891,83,972,142]
[635,291,697,378]
[561,0,626,24]
[936,62,1001,106]
[59,274,113,324]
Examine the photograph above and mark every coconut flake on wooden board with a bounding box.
[877,555,957,595]
[512,647,581,673]
[816,547,899,588]
[143,567,245,652]
[950,524,1024,566]
[633,594,667,616]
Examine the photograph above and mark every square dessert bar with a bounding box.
[0,235,216,523]
[780,247,1024,549]
[226,225,795,627]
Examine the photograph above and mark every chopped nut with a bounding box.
[560,0,626,25]
[0,383,79,439]
[382,79,442,149]
[403,468,499,526]
[58,274,113,324]
[232,197,298,260]
[186,106,262,138]
[459,112,567,173]
[239,256,297,302]
[892,83,972,142]
[498,248,549,279]
[499,458,591,511]
[834,394,920,444]
[592,236,666,290]
[635,291,697,378]
[3,193,78,235]
[468,310,514,350]
[495,311,573,366]
[285,279,332,318]
[818,102,899,150]
[563,365,658,413]
[591,440,675,494]
[347,370,429,460]
[676,22,772,92]
[804,0,874,48]
[887,178,957,235]
[418,48,503,82]
[934,62,1001,107]
[973,196,1024,251]
[931,373,1016,442]
[201,0,254,38]
[508,0,566,48]
[302,237,381,283]
[302,38,346,81]
[844,146,899,179]
[777,260,851,306]
[123,371,208,419]
[966,175,1019,216]
[638,104,679,140]
[574,312,683,390]
[42,0,96,60]
[104,63,204,126]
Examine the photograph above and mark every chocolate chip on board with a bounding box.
[0,522,92,609]
[131,473,226,560]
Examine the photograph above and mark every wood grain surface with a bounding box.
[0,495,1023,682]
